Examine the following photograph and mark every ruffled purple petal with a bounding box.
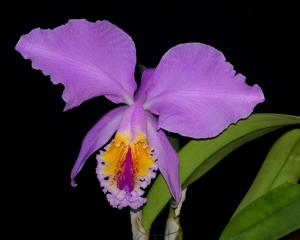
[147,113,181,207]
[16,19,137,110]
[71,106,127,186]
[143,43,265,138]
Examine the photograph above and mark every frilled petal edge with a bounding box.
[143,43,264,138]
[16,19,137,110]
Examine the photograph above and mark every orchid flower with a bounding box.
[16,19,264,209]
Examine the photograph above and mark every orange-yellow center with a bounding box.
[100,132,156,191]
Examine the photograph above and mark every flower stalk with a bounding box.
[131,210,148,240]
[164,188,187,240]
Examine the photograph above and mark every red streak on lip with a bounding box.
[117,148,134,192]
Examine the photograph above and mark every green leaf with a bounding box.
[141,114,300,230]
[219,183,300,240]
[168,135,181,152]
[233,129,300,215]
[220,129,300,240]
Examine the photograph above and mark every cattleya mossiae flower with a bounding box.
[16,19,264,209]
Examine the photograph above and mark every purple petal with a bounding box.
[147,113,181,207]
[118,101,147,137]
[134,68,155,102]
[71,106,127,186]
[143,43,265,138]
[16,19,137,110]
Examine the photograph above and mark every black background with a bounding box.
[5,0,300,239]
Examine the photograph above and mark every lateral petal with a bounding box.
[16,19,137,110]
[144,43,264,138]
